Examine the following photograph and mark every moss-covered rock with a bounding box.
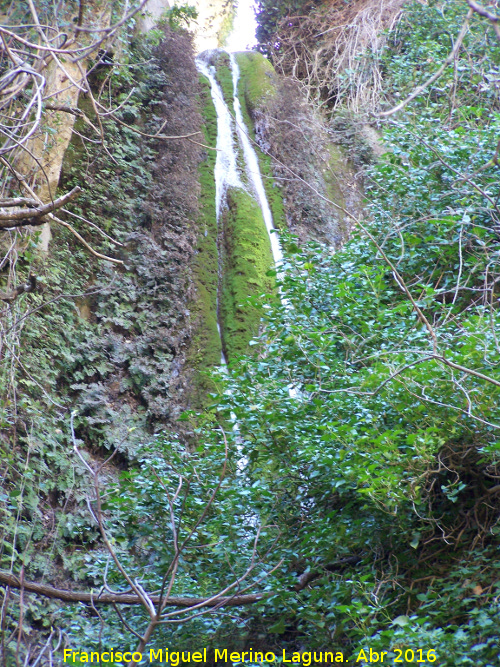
[235,51,276,113]
[213,51,235,114]
[220,187,274,362]
[186,73,223,407]
[234,52,286,231]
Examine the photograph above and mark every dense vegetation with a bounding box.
[0,14,216,661]
[1,0,500,664]
[213,0,500,660]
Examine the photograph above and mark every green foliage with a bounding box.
[381,0,500,114]
[198,0,500,657]
[158,4,199,30]
[4,0,500,662]
[255,0,315,57]
[219,0,236,48]
[60,27,202,438]
[0,23,206,660]
[214,52,236,114]
[235,51,276,114]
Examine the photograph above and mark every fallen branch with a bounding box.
[0,197,39,208]
[50,214,124,265]
[0,554,366,607]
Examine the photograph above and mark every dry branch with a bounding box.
[0,186,81,226]
[0,197,39,207]
[269,0,405,111]
[0,571,264,607]
[44,104,85,117]
[467,0,500,39]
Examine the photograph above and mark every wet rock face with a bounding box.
[54,26,206,444]
[236,52,363,248]
[139,0,171,32]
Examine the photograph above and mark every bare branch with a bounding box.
[0,187,81,225]
[466,0,500,39]
[378,9,473,117]
[0,571,264,607]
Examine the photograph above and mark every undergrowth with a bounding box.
[0,23,206,659]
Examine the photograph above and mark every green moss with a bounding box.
[252,135,286,232]
[188,55,285,386]
[235,52,286,231]
[323,142,360,242]
[235,51,275,113]
[214,53,234,114]
[324,144,346,218]
[220,187,274,362]
[186,74,222,406]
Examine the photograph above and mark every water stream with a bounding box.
[195,49,285,366]
[230,53,285,277]
[195,58,242,222]
[195,44,289,472]
[195,55,240,370]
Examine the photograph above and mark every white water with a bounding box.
[230,55,296,395]
[195,50,285,356]
[230,53,285,279]
[196,24,298,479]
[195,57,242,221]
[225,0,258,52]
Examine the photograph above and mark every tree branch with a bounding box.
[294,556,362,591]
[0,186,81,225]
[0,275,37,303]
[466,0,500,39]
[0,571,264,608]
[378,9,473,117]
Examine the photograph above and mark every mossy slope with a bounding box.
[234,52,286,231]
[235,51,276,113]
[220,187,274,362]
[236,51,361,246]
[213,51,235,114]
[190,52,286,369]
[186,73,222,407]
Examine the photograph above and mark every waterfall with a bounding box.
[196,48,286,350]
[230,53,285,280]
[195,50,287,472]
[195,54,240,370]
[224,0,258,52]
[196,50,296,403]
[195,57,242,222]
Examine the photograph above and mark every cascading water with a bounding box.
[224,0,258,52]
[230,53,285,277]
[195,55,241,370]
[195,58,242,222]
[195,2,294,467]
[195,51,286,354]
